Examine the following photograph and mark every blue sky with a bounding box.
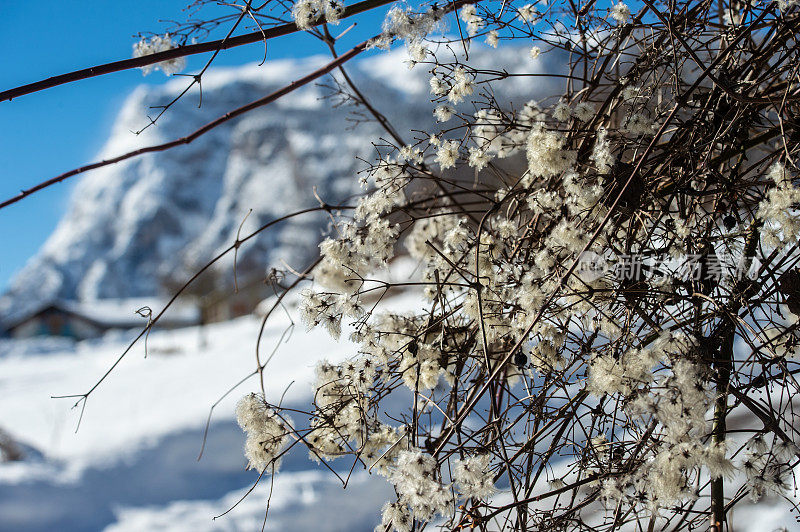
[0,0,386,292]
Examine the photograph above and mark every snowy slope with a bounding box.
[0,289,417,531]
[0,45,563,318]
[2,291,797,532]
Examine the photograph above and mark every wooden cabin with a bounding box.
[0,298,200,341]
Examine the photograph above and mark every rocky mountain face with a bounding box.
[1,46,561,317]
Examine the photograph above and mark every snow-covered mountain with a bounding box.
[0,46,560,317]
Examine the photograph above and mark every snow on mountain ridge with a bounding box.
[1,46,561,316]
[2,57,400,312]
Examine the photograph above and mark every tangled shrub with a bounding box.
[238,1,800,529]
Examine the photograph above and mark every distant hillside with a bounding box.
[0,46,561,317]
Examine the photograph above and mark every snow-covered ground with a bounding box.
[0,296,400,531]
[2,287,799,531]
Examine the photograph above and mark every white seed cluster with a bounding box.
[132,34,185,76]
[235,393,291,472]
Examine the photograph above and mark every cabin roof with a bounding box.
[1,298,199,333]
